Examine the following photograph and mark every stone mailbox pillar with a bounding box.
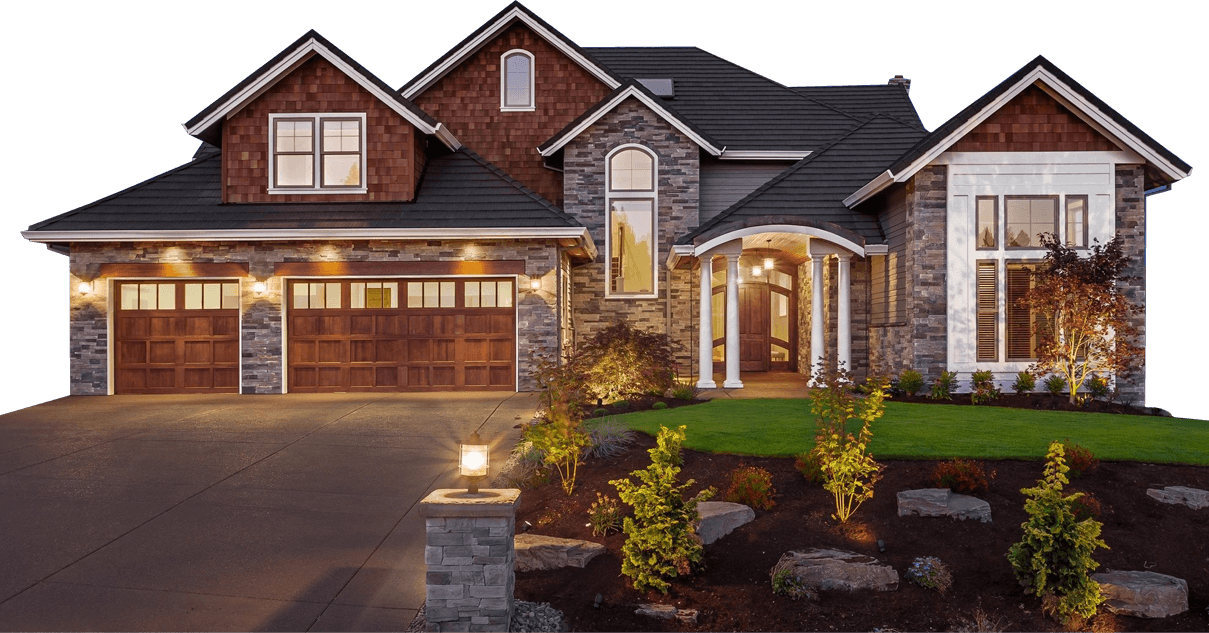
[419,489,520,632]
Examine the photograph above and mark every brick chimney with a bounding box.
[888,75,911,92]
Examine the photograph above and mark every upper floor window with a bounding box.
[606,146,657,297]
[1005,196,1057,249]
[500,50,534,111]
[269,113,366,194]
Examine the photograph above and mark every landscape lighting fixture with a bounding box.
[459,431,489,494]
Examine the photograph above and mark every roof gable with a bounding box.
[951,84,1118,152]
[400,1,621,99]
[184,30,458,149]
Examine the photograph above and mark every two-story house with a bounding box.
[23,2,1191,403]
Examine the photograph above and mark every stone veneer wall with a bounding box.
[67,239,560,394]
[563,99,700,375]
[796,260,812,376]
[1115,165,1146,405]
[904,165,949,380]
[793,256,870,381]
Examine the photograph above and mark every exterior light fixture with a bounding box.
[530,278,541,291]
[252,281,267,295]
[77,280,92,295]
[763,238,774,270]
[459,431,490,494]
[751,265,763,277]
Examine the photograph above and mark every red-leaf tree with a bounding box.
[1024,234,1139,405]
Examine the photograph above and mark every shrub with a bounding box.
[724,466,776,510]
[592,408,609,418]
[970,369,1002,405]
[584,417,636,459]
[793,449,826,485]
[1013,371,1036,395]
[571,320,682,403]
[524,420,591,496]
[898,369,925,396]
[1044,374,1068,396]
[1086,374,1110,399]
[612,399,630,412]
[1062,439,1099,479]
[811,367,886,523]
[1006,441,1108,625]
[670,381,700,401]
[770,556,817,601]
[905,556,954,594]
[931,459,989,495]
[1070,491,1103,522]
[651,401,668,410]
[587,492,623,536]
[930,371,957,400]
[610,425,715,593]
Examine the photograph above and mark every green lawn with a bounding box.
[621,399,1209,464]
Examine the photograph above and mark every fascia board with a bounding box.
[185,40,451,147]
[539,87,723,157]
[842,170,894,208]
[23,226,594,245]
[401,8,620,100]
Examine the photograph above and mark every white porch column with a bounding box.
[723,253,743,389]
[836,253,851,373]
[696,258,717,389]
[810,254,825,382]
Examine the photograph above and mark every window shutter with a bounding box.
[976,262,997,362]
[1006,264,1034,360]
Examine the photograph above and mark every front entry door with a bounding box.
[738,283,769,371]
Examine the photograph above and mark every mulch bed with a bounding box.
[892,392,1171,417]
[514,433,1209,631]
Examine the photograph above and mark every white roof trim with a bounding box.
[184,38,459,150]
[690,224,865,258]
[23,227,596,258]
[843,66,1190,208]
[402,6,621,100]
[539,85,724,157]
[718,150,810,161]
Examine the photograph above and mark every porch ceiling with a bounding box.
[740,232,810,265]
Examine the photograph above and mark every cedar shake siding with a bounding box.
[222,56,421,204]
[952,84,1118,153]
[412,22,612,205]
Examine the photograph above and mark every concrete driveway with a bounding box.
[0,392,536,632]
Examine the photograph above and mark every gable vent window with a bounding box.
[606,145,657,298]
[269,113,366,194]
[501,50,535,111]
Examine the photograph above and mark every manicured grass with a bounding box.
[622,399,1209,464]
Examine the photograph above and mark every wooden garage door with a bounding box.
[113,280,240,394]
[287,278,515,392]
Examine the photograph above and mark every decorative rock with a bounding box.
[897,488,992,522]
[1146,486,1209,510]
[775,548,899,592]
[696,501,755,545]
[514,534,605,572]
[1092,571,1189,618]
[634,604,697,623]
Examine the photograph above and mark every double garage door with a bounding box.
[286,278,516,392]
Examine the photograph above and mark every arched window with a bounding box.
[500,50,534,110]
[606,145,657,297]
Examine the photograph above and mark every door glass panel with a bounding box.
[325,283,341,308]
[222,283,239,309]
[308,283,324,310]
[769,270,791,289]
[408,282,423,308]
[203,283,221,309]
[424,282,439,308]
[293,283,308,309]
[712,344,724,362]
[139,284,157,310]
[465,281,480,307]
[351,283,366,308]
[482,280,496,307]
[711,291,724,342]
[186,284,203,310]
[771,344,789,363]
[121,284,138,310]
[440,282,456,308]
[497,281,513,308]
[771,292,790,341]
[382,283,397,308]
[711,268,726,288]
[158,284,176,310]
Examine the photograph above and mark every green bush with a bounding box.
[583,417,636,459]
[524,420,591,496]
[930,371,957,400]
[610,425,714,593]
[612,399,630,412]
[670,381,699,401]
[1013,371,1036,395]
[587,492,622,536]
[724,466,776,510]
[793,449,826,485]
[898,369,924,396]
[1006,441,1108,625]
[770,556,817,601]
[811,367,886,523]
[571,320,682,403]
[1086,374,1110,399]
[970,369,1001,405]
[1044,374,1068,396]
[592,408,609,418]
[651,401,668,410]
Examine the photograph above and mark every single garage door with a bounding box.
[287,278,515,392]
[113,280,240,394]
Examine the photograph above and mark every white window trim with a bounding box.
[605,144,659,299]
[499,49,536,112]
[267,112,368,194]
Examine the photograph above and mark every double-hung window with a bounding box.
[606,146,657,297]
[269,113,366,193]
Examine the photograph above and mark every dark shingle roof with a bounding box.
[28,148,579,232]
[583,47,866,152]
[681,115,928,245]
[887,55,1191,181]
[790,85,924,130]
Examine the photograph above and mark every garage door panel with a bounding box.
[490,315,513,334]
[434,315,459,335]
[214,341,238,364]
[321,316,348,336]
[464,340,487,362]
[213,316,238,336]
[433,339,456,363]
[376,367,398,387]
[490,340,512,362]
[214,368,238,389]
[464,315,488,334]
[407,367,429,387]
[376,340,398,362]
[318,367,343,388]
[185,317,212,337]
[149,317,175,337]
[489,367,511,387]
[408,315,431,336]
[117,369,147,391]
[317,340,345,363]
[292,316,318,336]
[350,340,375,363]
[376,315,399,336]
[291,341,316,363]
[432,367,455,387]
[183,368,211,389]
[293,368,317,388]
[148,369,176,389]
[350,315,374,335]
[119,316,149,338]
[148,341,176,364]
[119,341,147,364]
[349,367,375,388]
[408,339,430,362]
[464,366,487,387]
[184,341,212,364]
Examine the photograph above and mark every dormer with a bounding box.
[183,30,459,204]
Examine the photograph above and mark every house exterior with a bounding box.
[23,2,1190,403]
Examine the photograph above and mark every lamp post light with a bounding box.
[459,431,490,494]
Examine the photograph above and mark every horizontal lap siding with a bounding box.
[699,161,791,224]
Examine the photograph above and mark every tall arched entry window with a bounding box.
[606,145,657,297]
[500,50,534,110]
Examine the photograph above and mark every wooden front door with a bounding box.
[738,283,769,372]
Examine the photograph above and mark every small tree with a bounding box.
[1024,234,1139,404]
[809,367,886,523]
[571,320,682,402]
[529,357,591,495]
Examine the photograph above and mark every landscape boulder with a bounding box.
[897,488,992,522]
[1092,570,1189,618]
[514,534,605,572]
[696,501,755,545]
[634,604,698,623]
[1146,486,1209,510]
[774,548,899,592]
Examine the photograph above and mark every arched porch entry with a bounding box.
[684,224,870,389]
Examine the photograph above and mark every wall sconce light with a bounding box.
[77,280,93,295]
[253,281,267,295]
[459,431,490,494]
[529,278,541,291]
